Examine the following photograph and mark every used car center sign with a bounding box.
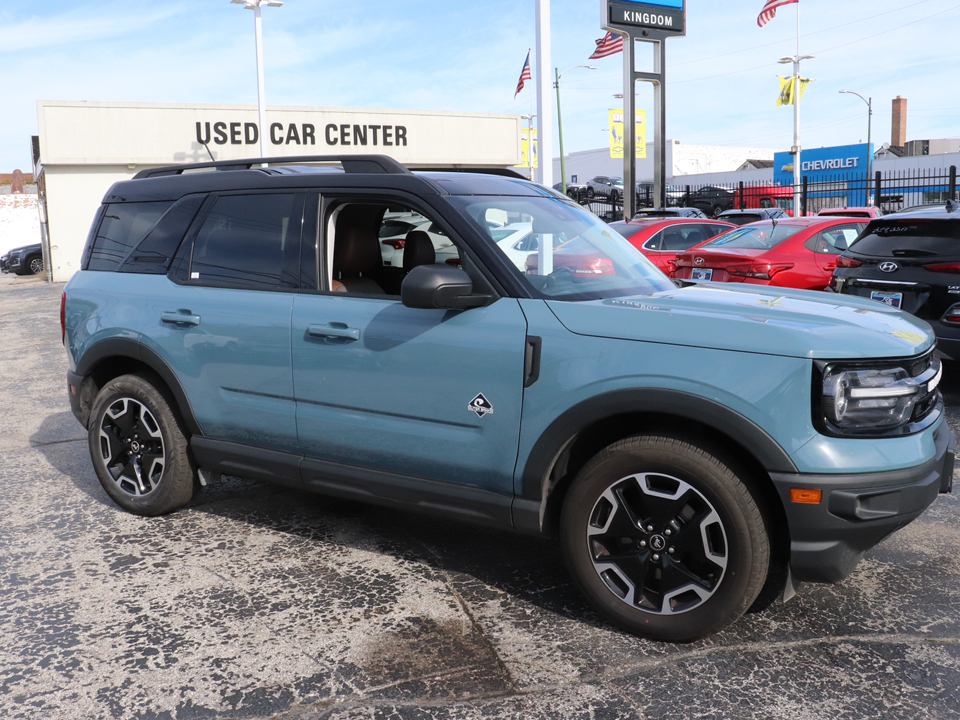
[606,0,685,35]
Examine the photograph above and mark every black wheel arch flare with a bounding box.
[74,338,203,437]
[514,388,798,535]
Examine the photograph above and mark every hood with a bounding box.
[7,243,41,254]
[547,283,934,360]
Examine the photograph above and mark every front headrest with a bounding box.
[334,205,385,274]
[402,230,437,271]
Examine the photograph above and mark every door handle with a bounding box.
[308,323,360,342]
[161,311,201,326]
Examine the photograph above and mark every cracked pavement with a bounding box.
[1,273,959,719]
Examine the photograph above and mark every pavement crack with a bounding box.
[411,540,519,695]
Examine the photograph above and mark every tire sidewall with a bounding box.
[560,436,767,642]
[87,373,194,516]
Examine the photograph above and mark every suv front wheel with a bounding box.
[88,373,195,516]
[560,435,769,642]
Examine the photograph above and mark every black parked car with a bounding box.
[832,201,960,359]
[633,207,708,219]
[686,186,736,217]
[716,207,789,225]
[1,243,43,275]
[552,182,587,203]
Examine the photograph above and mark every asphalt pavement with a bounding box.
[2,271,960,720]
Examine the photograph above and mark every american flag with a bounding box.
[589,32,623,60]
[757,0,798,27]
[514,50,532,98]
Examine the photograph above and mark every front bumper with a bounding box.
[770,419,955,583]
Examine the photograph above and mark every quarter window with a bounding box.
[88,202,173,271]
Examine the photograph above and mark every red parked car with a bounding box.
[818,207,884,219]
[672,216,869,290]
[609,217,735,274]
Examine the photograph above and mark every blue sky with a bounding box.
[1,0,958,172]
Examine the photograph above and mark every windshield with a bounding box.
[702,222,804,250]
[451,195,674,301]
[611,177,624,187]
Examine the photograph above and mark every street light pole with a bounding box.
[555,65,596,195]
[778,53,813,216]
[840,89,873,204]
[231,0,283,161]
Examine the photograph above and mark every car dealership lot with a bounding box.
[3,272,960,720]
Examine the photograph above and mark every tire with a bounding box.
[712,205,725,218]
[27,255,44,275]
[87,373,195,516]
[610,190,620,203]
[587,187,595,200]
[560,435,769,642]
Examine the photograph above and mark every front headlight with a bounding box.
[818,354,942,436]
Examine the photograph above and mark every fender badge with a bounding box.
[468,393,494,418]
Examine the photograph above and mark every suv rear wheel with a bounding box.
[88,373,195,516]
[560,435,769,642]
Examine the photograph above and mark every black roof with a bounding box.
[106,155,539,204]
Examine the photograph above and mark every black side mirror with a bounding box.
[401,264,490,309]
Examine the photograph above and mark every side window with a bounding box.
[662,226,695,251]
[88,201,173,271]
[190,193,298,289]
[642,230,664,252]
[759,198,773,208]
[327,203,461,295]
[815,224,862,254]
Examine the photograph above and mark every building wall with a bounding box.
[45,166,131,282]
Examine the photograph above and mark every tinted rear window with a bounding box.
[702,223,803,249]
[88,202,173,271]
[851,219,960,256]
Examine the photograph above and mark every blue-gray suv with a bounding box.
[63,155,955,642]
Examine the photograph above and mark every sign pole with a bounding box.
[603,0,685,222]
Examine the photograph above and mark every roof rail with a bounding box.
[412,167,528,180]
[132,154,411,179]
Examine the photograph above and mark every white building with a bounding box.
[36,101,523,283]
[551,142,779,185]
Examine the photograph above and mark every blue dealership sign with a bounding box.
[774,143,872,185]
[774,143,873,206]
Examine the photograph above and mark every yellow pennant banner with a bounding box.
[777,76,811,106]
[518,128,538,169]
[609,109,647,159]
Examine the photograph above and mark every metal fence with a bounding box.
[573,165,959,220]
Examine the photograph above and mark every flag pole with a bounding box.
[535,0,553,187]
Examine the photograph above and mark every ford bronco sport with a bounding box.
[63,155,954,642]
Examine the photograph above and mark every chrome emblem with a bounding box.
[650,534,667,551]
[694,257,705,266]
[878,261,899,273]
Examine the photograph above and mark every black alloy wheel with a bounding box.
[88,373,195,516]
[561,435,769,642]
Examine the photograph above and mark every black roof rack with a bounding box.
[133,154,411,179]
[412,167,528,180]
